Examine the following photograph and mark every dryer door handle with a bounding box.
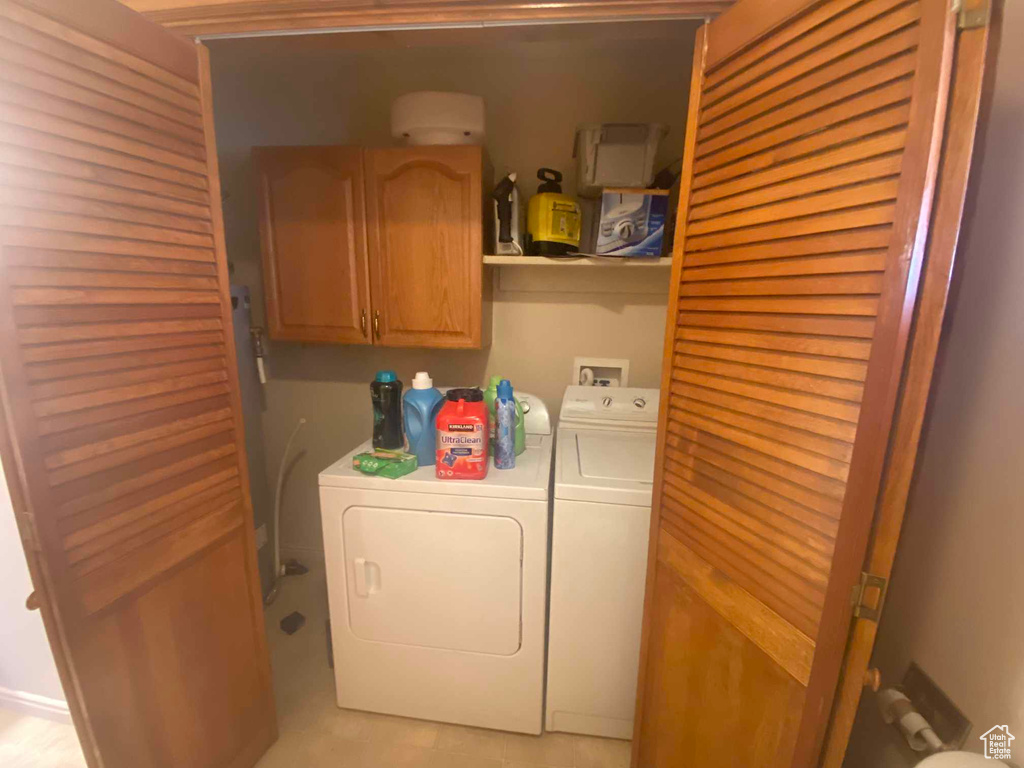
[353,558,381,597]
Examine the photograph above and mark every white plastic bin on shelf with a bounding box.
[573,123,668,197]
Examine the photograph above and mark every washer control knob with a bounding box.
[602,396,613,407]
[633,398,647,409]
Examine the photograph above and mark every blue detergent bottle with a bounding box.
[494,379,516,470]
[403,371,444,466]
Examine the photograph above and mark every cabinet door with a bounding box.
[633,1,960,766]
[255,146,371,344]
[365,146,485,349]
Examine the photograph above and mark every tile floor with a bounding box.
[257,557,632,768]
[0,556,630,768]
[0,706,86,768]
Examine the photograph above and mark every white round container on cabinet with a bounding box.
[391,91,485,145]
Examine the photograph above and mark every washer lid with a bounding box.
[556,428,655,506]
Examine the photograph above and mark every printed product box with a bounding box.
[595,187,670,257]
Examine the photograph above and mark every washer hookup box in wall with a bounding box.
[595,188,670,257]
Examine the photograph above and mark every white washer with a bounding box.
[545,385,659,739]
[318,393,552,735]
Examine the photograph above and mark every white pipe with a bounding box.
[273,418,306,579]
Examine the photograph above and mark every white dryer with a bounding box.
[318,393,552,735]
[545,385,659,740]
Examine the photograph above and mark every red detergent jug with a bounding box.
[435,388,489,480]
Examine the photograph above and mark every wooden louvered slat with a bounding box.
[30,356,226,401]
[33,370,228,419]
[677,310,877,338]
[0,186,213,234]
[687,179,900,236]
[0,123,208,193]
[48,416,234,486]
[701,1,922,126]
[0,12,201,115]
[56,455,239,536]
[27,343,225,381]
[38,393,232,456]
[675,341,868,381]
[664,468,834,568]
[5,247,218,275]
[0,6,274,764]
[62,471,239,550]
[0,164,210,219]
[0,140,209,205]
[670,380,859,441]
[665,447,842,532]
[10,267,219,290]
[681,252,888,282]
[661,497,826,631]
[36,381,232,437]
[702,0,865,90]
[690,154,903,221]
[667,422,848,501]
[703,0,912,105]
[686,204,897,252]
[53,434,236,515]
[697,25,921,144]
[19,316,221,347]
[676,325,873,360]
[0,77,206,162]
[0,0,198,96]
[691,130,906,206]
[696,50,918,163]
[678,273,884,297]
[16,301,221,325]
[0,35,202,130]
[0,59,205,148]
[675,353,865,400]
[69,486,242,576]
[0,165,209,222]
[669,394,854,461]
[637,0,959,764]
[0,97,204,172]
[694,99,912,187]
[683,227,893,266]
[661,515,821,639]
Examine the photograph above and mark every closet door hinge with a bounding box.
[851,571,888,622]
[952,0,991,29]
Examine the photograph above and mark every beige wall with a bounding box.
[207,29,693,554]
[845,7,1023,765]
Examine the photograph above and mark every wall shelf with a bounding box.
[483,255,672,268]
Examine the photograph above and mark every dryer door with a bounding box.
[343,507,522,655]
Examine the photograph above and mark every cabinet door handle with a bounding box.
[360,309,367,338]
[373,310,381,340]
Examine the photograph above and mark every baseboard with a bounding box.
[0,686,71,724]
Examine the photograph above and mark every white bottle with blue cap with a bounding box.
[403,371,444,466]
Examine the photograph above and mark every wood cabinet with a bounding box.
[255,146,371,344]
[365,146,488,349]
[255,144,489,349]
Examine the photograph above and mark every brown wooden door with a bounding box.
[0,1,276,767]
[633,0,958,765]
[365,145,486,349]
[255,145,371,344]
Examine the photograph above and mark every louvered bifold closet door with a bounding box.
[634,0,955,766]
[0,1,275,767]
